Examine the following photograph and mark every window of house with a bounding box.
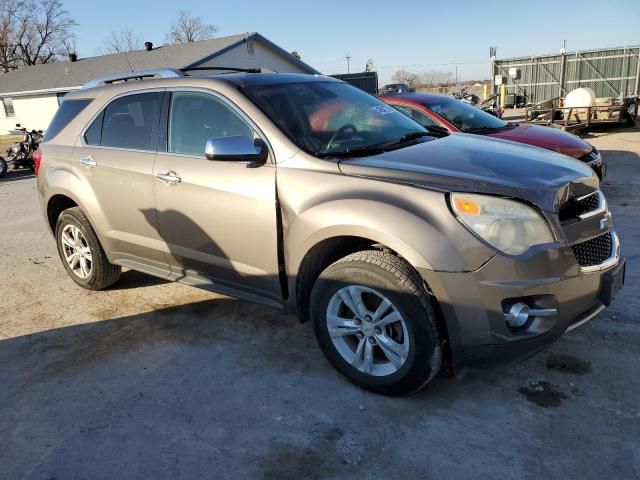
[2,98,15,118]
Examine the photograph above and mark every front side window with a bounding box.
[2,98,15,118]
[168,92,253,156]
[243,81,426,156]
[100,92,162,150]
[393,104,440,128]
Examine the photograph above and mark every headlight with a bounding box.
[450,193,555,255]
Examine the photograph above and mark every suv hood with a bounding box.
[338,133,598,213]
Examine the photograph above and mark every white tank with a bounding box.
[564,87,596,108]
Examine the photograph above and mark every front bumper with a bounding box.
[588,158,606,180]
[420,232,623,371]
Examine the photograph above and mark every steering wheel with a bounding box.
[327,124,358,151]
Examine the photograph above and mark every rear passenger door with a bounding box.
[152,89,281,305]
[72,91,169,272]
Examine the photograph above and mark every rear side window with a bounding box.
[44,99,91,141]
[100,93,162,151]
[84,111,103,145]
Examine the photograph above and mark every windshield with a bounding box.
[424,96,509,133]
[243,81,427,156]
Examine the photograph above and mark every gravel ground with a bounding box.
[0,129,639,479]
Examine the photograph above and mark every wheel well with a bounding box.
[295,235,453,367]
[47,195,78,233]
[296,236,376,323]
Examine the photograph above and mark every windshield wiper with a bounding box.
[316,145,389,158]
[464,124,516,134]
[316,131,435,158]
[379,131,436,147]
[464,126,502,133]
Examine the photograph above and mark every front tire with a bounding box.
[55,207,121,290]
[0,157,7,178]
[311,250,442,396]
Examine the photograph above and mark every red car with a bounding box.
[380,93,606,179]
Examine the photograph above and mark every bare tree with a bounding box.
[98,27,142,54]
[0,0,77,72]
[391,68,417,87]
[0,0,22,72]
[165,10,217,45]
[416,70,454,87]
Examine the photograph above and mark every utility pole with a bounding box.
[346,55,351,74]
[489,46,497,96]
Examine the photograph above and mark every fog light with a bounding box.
[506,302,530,328]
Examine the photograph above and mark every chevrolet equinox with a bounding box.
[36,70,625,395]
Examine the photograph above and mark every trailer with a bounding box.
[525,95,639,132]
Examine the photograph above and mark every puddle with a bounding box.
[546,354,592,374]
[518,381,569,408]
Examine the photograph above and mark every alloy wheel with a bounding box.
[326,285,410,376]
[61,224,93,279]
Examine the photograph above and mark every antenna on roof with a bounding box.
[123,51,134,73]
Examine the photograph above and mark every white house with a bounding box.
[0,32,318,134]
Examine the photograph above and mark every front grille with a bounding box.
[571,233,612,267]
[559,191,601,223]
[579,148,599,164]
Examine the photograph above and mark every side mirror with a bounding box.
[205,135,268,168]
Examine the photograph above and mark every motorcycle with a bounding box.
[479,94,503,118]
[450,88,480,106]
[0,124,43,177]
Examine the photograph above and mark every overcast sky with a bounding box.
[64,0,640,84]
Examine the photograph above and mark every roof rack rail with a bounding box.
[181,66,277,74]
[82,69,184,89]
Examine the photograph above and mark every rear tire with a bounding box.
[55,207,121,290]
[0,157,7,178]
[311,250,442,396]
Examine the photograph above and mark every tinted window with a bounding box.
[84,111,103,145]
[244,81,425,156]
[423,97,508,132]
[168,92,252,156]
[101,93,162,150]
[393,105,440,128]
[44,99,91,141]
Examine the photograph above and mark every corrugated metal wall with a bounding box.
[494,46,640,103]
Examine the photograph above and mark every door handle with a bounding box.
[156,171,182,185]
[80,157,97,168]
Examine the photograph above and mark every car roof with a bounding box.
[379,92,448,104]
[212,72,341,88]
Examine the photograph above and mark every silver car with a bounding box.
[36,69,625,395]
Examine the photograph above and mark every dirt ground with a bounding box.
[0,129,639,479]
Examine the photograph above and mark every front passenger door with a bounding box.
[152,90,281,304]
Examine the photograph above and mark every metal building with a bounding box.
[493,45,640,104]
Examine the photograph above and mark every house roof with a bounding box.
[0,32,318,96]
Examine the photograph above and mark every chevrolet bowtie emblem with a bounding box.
[600,211,613,230]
